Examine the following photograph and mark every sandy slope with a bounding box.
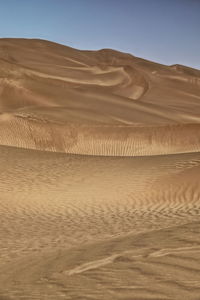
[0,39,200,299]
[0,146,200,299]
[0,38,200,155]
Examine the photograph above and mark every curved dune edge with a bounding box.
[0,116,200,156]
[0,39,200,159]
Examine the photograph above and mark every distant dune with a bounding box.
[0,38,200,156]
[0,39,200,300]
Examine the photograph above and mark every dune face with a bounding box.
[0,38,200,300]
[1,38,200,155]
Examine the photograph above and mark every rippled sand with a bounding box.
[0,38,200,299]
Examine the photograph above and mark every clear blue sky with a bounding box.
[0,0,199,69]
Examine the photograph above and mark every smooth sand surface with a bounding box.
[0,38,200,299]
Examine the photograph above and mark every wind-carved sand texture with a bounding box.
[0,38,200,300]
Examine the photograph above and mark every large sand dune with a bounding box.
[0,38,200,299]
[0,38,200,155]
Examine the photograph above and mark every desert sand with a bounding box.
[0,38,200,299]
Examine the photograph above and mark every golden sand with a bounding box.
[0,38,200,299]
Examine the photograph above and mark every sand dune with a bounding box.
[0,38,200,155]
[0,146,200,299]
[0,38,200,299]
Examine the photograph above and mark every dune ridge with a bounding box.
[0,38,200,156]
